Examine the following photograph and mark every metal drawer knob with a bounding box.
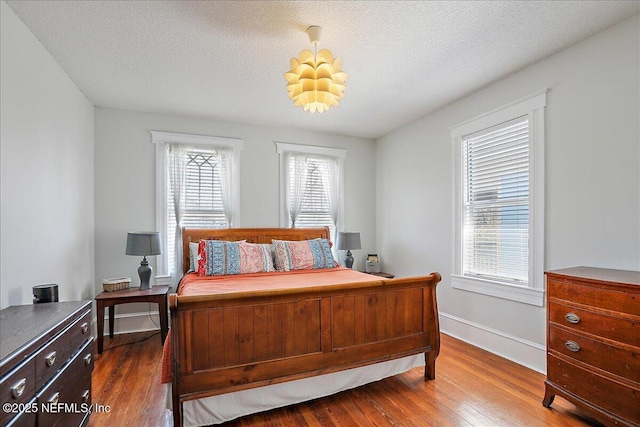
[49,392,60,405]
[565,340,581,352]
[564,312,580,324]
[80,322,89,334]
[82,390,90,403]
[11,378,26,399]
[45,351,57,367]
[84,354,92,366]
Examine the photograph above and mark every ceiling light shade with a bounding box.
[284,26,347,113]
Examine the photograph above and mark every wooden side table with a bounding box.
[363,271,395,279]
[95,285,170,354]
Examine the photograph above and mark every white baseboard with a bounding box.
[91,310,165,338]
[439,311,546,373]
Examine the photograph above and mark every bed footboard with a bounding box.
[170,272,440,426]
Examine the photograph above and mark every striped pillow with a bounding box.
[272,238,335,271]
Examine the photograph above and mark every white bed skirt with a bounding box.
[166,354,424,426]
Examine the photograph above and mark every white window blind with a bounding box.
[462,117,529,285]
[285,154,338,237]
[153,131,242,282]
[166,145,230,272]
[276,142,346,248]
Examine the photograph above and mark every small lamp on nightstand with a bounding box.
[336,232,361,269]
[126,231,162,290]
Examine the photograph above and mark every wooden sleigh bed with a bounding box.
[167,227,441,426]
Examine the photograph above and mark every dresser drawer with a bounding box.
[0,356,36,426]
[35,310,91,390]
[36,338,93,427]
[5,397,37,427]
[548,277,639,315]
[547,354,640,424]
[549,325,640,383]
[549,301,639,347]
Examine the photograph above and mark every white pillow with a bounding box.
[189,242,200,272]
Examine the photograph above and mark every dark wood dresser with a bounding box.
[543,267,640,426]
[0,301,94,427]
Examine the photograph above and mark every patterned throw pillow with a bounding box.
[198,240,240,276]
[238,242,275,274]
[272,238,336,271]
[197,240,274,276]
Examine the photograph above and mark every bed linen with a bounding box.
[166,354,423,426]
[178,266,380,296]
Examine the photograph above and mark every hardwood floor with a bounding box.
[88,331,603,427]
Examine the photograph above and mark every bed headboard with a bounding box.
[181,227,331,274]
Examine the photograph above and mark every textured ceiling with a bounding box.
[6,1,639,139]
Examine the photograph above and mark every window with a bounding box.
[451,91,546,306]
[152,131,243,281]
[275,142,346,242]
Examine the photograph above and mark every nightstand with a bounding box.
[95,285,169,354]
[363,271,395,279]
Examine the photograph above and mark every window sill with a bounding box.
[451,274,544,307]
[155,275,173,287]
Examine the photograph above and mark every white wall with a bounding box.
[0,1,95,309]
[376,15,640,372]
[94,108,376,327]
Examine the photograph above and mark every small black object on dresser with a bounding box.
[0,301,94,427]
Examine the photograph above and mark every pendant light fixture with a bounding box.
[284,26,347,113]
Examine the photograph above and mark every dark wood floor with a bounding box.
[88,331,602,427]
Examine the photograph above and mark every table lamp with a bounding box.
[336,232,361,269]
[126,232,162,290]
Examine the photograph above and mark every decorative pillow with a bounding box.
[197,240,274,276]
[238,242,275,274]
[272,238,336,271]
[198,240,239,276]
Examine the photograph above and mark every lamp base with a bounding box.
[344,250,354,269]
[138,256,152,290]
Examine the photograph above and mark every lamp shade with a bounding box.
[284,26,347,113]
[336,232,361,251]
[126,232,162,256]
[284,49,347,113]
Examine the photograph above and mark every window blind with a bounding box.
[462,116,530,285]
[287,155,336,237]
[167,147,229,271]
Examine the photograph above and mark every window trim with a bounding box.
[151,131,243,279]
[451,90,547,306]
[274,142,346,236]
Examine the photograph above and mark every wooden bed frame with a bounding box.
[169,227,441,426]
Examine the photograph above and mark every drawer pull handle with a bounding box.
[80,322,89,334]
[49,392,60,405]
[564,312,580,324]
[44,351,56,366]
[11,378,26,399]
[84,354,92,366]
[565,340,581,352]
[82,390,90,403]
[45,351,57,367]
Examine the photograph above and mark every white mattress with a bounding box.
[166,354,424,426]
